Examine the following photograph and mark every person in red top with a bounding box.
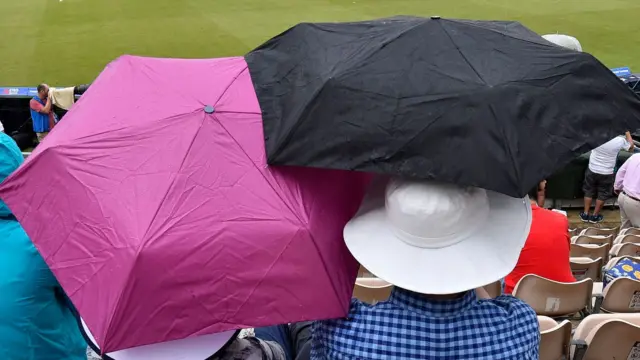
[504,184,576,294]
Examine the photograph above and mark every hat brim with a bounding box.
[79,317,238,360]
[344,185,532,295]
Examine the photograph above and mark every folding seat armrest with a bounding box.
[571,339,588,360]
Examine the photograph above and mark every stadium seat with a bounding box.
[357,265,375,278]
[570,257,603,281]
[482,280,502,298]
[620,227,640,236]
[572,235,613,247]
[580,227,618,237]
[570,243,610,261]
[537,316,571,360]
[594,277,640,313]
[572,314,640,360]
[569,228,578,237]
[513,274,593,317]
[353,277,392,304]
[614,234,640,245]
[610,243,640,257]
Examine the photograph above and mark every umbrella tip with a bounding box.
[431,15,441,20]
[204,105,216,114]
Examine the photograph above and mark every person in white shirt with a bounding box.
[582,132,635,223]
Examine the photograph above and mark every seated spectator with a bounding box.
[310,179,540,359]
[615,153,640,229]
[0,132,87,359]
[504,185,575,294]
[604,258,640,289]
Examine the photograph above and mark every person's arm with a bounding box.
[625,131,635,151]
[29,98,52,114]
[615,156,631,193]
[42,95,53,114]
[537,180,546,207]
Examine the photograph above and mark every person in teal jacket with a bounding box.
[0,132,87,359]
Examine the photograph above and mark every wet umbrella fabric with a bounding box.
[246,16,640,198]
[0,56,369,352]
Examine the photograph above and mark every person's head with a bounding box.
[0,132,24,217]
[37,84,49,99]
[542,34,582,52]
[344,178,532,296]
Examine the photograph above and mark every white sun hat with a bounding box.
[344,178,532,295]
[80,317,238,360]
[542,34,583,52]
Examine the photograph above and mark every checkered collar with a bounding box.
[388,287,477,317]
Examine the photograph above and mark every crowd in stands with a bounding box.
[2,38,640,360]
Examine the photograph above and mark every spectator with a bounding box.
[504,185,575,294]
[29,83,57,143]
[0,132,87,359]
[310,179,539,359]
[581,132,634,223]
[603,257,640,289]
[615,153,640,229]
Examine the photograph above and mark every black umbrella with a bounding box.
[245,16,640,198]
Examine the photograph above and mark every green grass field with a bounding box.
[1,0,639,86]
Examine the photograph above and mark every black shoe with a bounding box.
[579,212,590,222]
[590,214,604,223]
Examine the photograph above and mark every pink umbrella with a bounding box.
[0,56,369,353]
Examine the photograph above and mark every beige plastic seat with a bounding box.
[594,277,640,313]
[572,235,613,247]
[621,227,640,236]
[357,265,375,278]
[537,316,571,360]
[570,257,603,281]
[513,274,593,317]
[604,256,640,271]
[353,277,393,304]
[570,243,610,261]
[569,228,578,237]
[614,234,640,245]
[572,314,640,360]
[611,243,640,257]
[580,227,618,237]
[482,280,502,298]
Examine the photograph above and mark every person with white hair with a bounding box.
[542,34,582,52]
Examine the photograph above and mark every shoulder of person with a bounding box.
[533,206,568,226]
[483,295,538,319]
[29,98,42,109]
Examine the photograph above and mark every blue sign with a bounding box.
[0,87,32,97]
[611,67,632,77]
[0,86,75,98]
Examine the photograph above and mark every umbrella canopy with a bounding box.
[0,56,369,352]
[246,16,640,198]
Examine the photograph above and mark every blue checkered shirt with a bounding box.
[311,288,539,359]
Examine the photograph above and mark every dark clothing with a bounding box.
[583,168,615,200]
[255,322,312,360]
[211,337,285,360]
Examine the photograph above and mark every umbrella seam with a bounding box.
[488,103,522,193]
[102,112,206,352]
[438,21,488,86]
[269,20,427,159]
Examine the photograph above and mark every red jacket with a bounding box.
[504,204,576,294]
